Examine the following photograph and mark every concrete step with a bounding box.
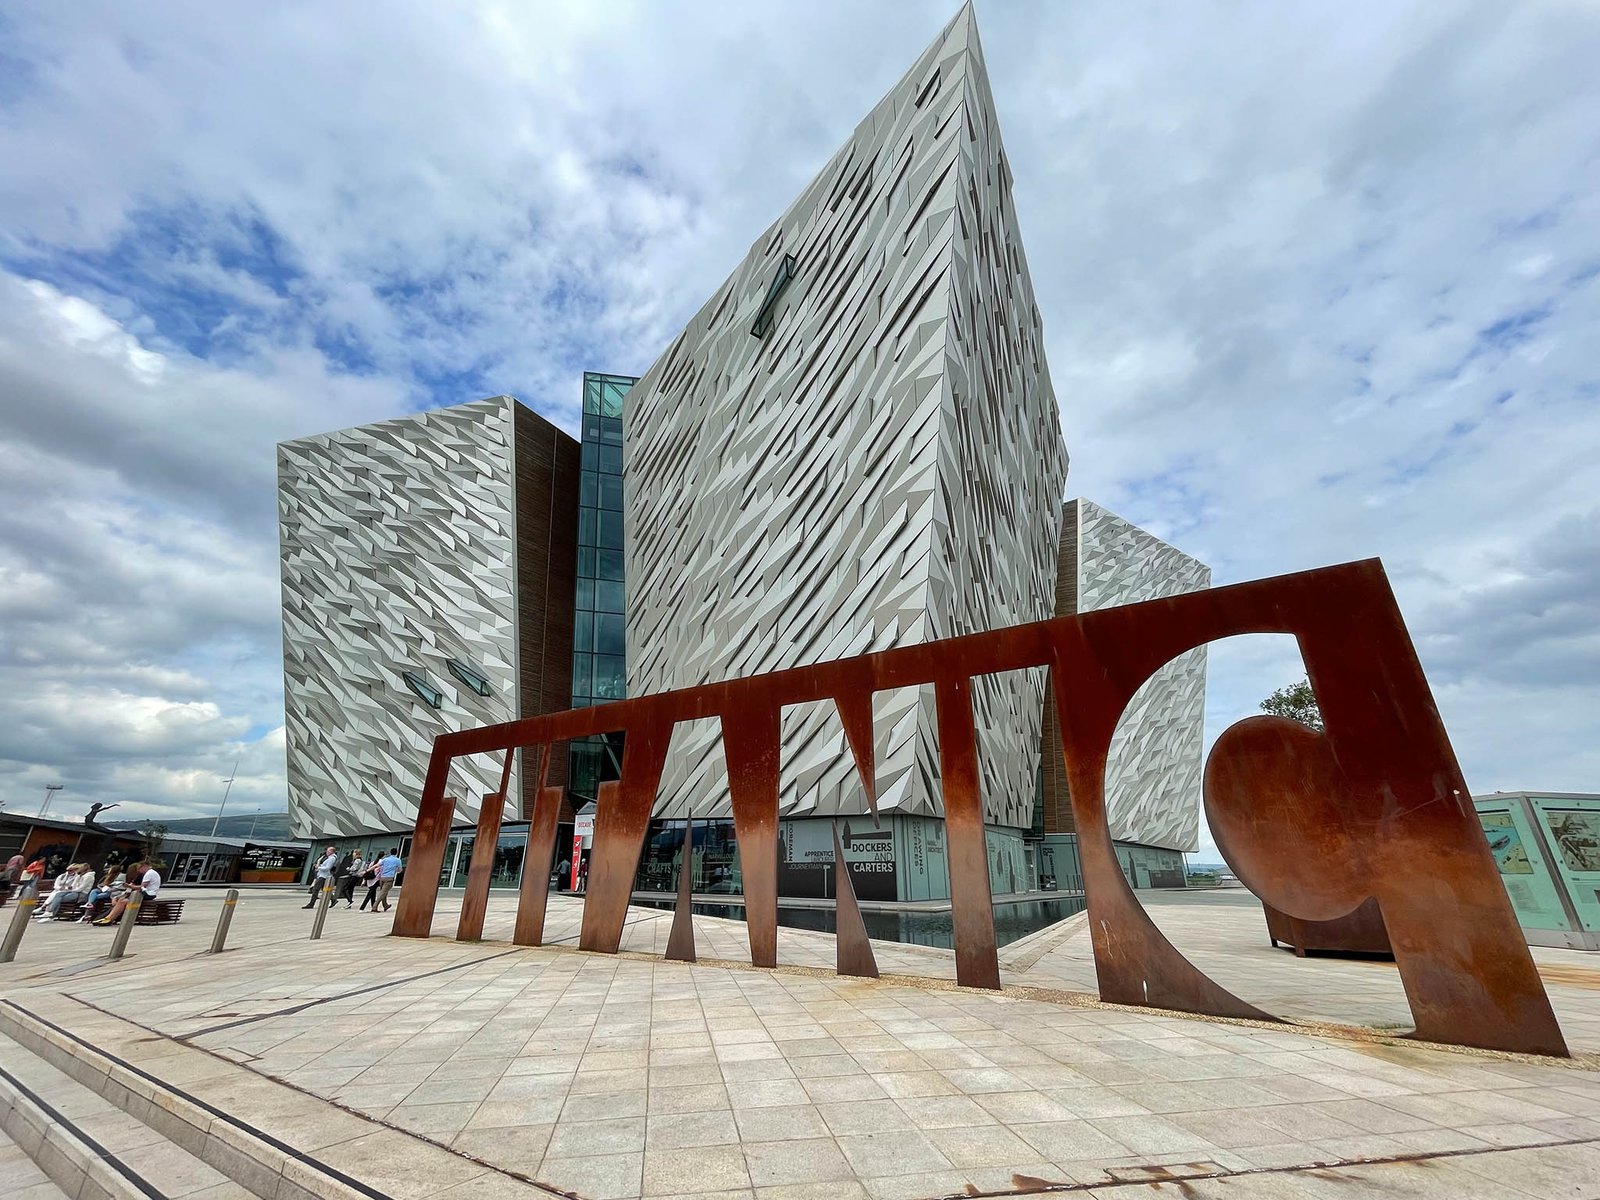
[0,1020,256,1199]
[0,1123,73,1200]
[0,998,556,1200]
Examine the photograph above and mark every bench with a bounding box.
[47,897,108,923]
[53,897,185,925]
[135,899,185,925]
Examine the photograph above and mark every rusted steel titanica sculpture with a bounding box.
[395,559,1568,1057]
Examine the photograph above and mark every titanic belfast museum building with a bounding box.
[278,8,1205,900]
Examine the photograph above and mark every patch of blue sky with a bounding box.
[1382,417,1482,488]
[310,325,380,377]
[408,361,495,414]
[1564,260,1600,289]
[1474,302,1552,354]
[1120,465,1211,538]
[0,12,39,105]
[5,201,308,362]
[1496,206,1562,237]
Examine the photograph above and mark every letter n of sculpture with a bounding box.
[394,558,1566,1057]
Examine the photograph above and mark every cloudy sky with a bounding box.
[1,1,1596,855]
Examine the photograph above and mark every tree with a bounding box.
[1260,677,1323,731]
[138,820,169,862]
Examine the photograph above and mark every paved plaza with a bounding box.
[4,886,1600,1198]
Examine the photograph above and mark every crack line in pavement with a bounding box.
[938,1133,1600,1197]
[179,947,525,1036]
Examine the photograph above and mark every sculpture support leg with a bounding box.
[833,824,878,979]
[580,720,670,954]
[725,707,781,968]
[393,750,456,938]
[666,817,697,963]
[456,789,504,942]
[456,750,514,942]
[937,675,1000,990]
[514,746,563,947]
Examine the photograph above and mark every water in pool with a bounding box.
[635,895,1087,950]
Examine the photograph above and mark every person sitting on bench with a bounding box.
[35,863,94,920]
[78,866,128,923]
[92,862,162,926]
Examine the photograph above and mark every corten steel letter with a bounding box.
[458,751,517,941]
[665,817,697,963]
[937,674,1001,990]
[833,824,878,978]
[393,748,458,938]
[456,791,503,941]
[1055,560,1566,1057]
[724,705,781,968]
[580,715,672,954]
[514,745,565,947]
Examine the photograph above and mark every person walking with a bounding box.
[556,855,570,893]
[303,846,338,909]
[370,848,403,913]
[357,857,382,911]
[335,853,366,908]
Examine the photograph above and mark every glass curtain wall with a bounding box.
[636,820,745,896]
[570,372,637,804]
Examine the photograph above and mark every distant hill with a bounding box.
[108,812,296,841]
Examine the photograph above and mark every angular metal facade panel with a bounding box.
[1075,498,1210,853]
[625,9,1067,826]
[281,396,530,838]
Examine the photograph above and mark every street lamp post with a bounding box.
[38,785,64,819]
[210,756,242,839]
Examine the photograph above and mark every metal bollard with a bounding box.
[209,889,240,954]
[1,883,38,964]
[309,879,334,940]
[106,894,142,961]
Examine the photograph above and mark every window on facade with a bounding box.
[592,655,625,699]
[445,658,492,696]
[596,578,625,613]
[401,670,444,709]
[751,253,798,338]
[595,612,625,656]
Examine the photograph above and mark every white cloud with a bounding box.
[0,0,1596,852]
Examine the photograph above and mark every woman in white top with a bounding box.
[35,864,94,920]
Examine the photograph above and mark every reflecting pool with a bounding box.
[634,894,1087,950]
